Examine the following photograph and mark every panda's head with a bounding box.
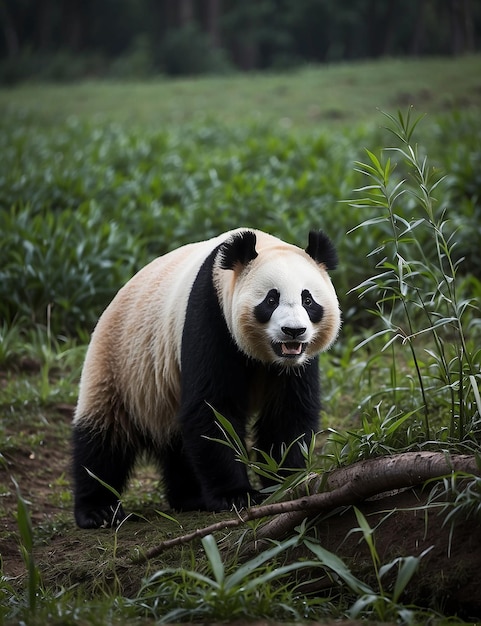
[215,230,341,368]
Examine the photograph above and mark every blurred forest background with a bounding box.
[1,0,480,83]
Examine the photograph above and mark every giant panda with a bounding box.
[72,228,341,528]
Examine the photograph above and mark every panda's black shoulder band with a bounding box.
[306,230,338,270]
[219,230,258,270]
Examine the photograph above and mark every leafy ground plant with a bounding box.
[12,479,42,615]
[349,108,481,442]
[132,534,334,623]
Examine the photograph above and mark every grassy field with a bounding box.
[1,55,481,128]
[1,56,481,624]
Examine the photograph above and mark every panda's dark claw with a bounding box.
[75,502,126,529]
[205,488,264,512]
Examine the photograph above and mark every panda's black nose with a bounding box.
[282,326,307,339]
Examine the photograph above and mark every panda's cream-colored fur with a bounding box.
[74,228,340,445]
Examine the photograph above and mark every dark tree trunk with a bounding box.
[380,0,398,55]
[410,0,428,54]
[178,0,195,27]
[204,0,222,48]
[63,0,84,52]
[461,0,475,52]
[163,0,177,30]
[236,39,258,70]
[0,2,20,57]
[36,0,54,51]
[450,0,475,54]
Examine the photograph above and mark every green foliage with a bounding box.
[11,479,42,614]
[210,408,318,491]
[1,100,480,342]
[323,404,424,467]
[0,321,24,368]
[426,472,481,528]
[0,323,84,409]
[133,534,330,622]
[0,205,139,333]
[161,24,232,76]
[348,108,481,443]
[0,110,360,335]
[109,35,154,79]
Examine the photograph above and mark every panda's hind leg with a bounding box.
[158,433,206,511]
[72,422,137,528]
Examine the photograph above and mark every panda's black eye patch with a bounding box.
[302,289,323,323]
[255,289,280,323]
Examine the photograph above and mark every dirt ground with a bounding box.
[1,404,481,621]
[0,404,75,579]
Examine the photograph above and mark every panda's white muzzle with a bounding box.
[266,300,314,362]
[272,325,310,359]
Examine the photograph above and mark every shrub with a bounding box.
[160,24,232,76]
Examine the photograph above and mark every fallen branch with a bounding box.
[135,451,480,563]
[255,450,479,543]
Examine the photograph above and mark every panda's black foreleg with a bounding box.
[159,432,206,511]
[178,245,262,511]
[176,402,261,512]
[255,358,321,485]
[72,424,136,529]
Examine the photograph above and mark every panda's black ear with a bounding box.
[219,231,258,270]
[306,230,338,270]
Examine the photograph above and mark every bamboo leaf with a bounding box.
[304,540,372,595]
[201,535,225,586]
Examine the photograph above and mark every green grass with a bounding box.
[1,56,480,129]
[1,56,481,624]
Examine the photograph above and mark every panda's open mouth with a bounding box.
[273,342,307,358]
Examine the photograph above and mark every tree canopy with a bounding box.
[1,0,480,81]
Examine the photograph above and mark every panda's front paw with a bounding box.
[75,502,127,529]
[207,489,264,512]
